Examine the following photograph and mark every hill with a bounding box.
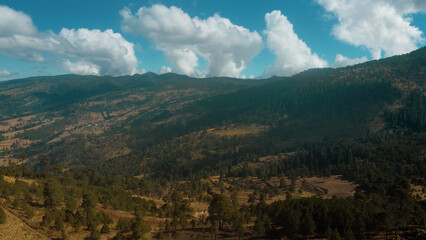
[0,47,424,240]
[0,73,266,168]
[0,48,425,177]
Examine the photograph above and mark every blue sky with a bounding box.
[0,0,425,80]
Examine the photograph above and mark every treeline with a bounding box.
[260,188,425,239]
[230,133,425,193]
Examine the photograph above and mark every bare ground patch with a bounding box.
[209,124,269,137]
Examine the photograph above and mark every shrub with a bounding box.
[0,207,6,224]
[101,224,110,234]
[24,206,35,219]
[116,219,132,233]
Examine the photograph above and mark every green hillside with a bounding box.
[90,48,424,177]
[0,48,425,177]
[0,47,425,240]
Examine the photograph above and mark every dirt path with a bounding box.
[0,207,50,240]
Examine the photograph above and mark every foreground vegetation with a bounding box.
[0,132,425,239]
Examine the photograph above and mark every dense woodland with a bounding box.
[0,48,425,239]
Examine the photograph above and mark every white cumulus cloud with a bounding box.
[316,0,425,59]
[159,66,172,74]
[120,4,263,78]
[333,54,368,68]
[0,5,138,76]
[0,6,58,62]
[164,48,198,76]
[388,0,426,14]
[0,6,37,37]
[59,28,137,76]
[264,10,327,77]
[0,69,11,78]
[62,60,100,75]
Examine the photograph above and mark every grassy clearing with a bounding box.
[209,124,269,137]
[2,176,37,185]
[306,175,356,198]
[225,175,356,204]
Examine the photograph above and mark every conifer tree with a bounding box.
[43,178,63,208]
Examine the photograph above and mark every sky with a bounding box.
[0,0,425,80]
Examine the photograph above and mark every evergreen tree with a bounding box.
[254,217,266,235]
[208,193,234,230]
[300,210,316,235]
[232,212,245,240]
[169,191,193,230]
[132,213,152,240]
[90,229,101,240]
[330,228,342,240]
[43,178,63,208]
[81,192,97,210]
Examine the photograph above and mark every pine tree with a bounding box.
[300,210,316,236]
[344,224,356,240]
[208,193,234,230]
[81,192,97,210]
[254,217,266,235]
[330,228,342,240]
[43,178,63,208]
[90,229,101,240]
[232,213,244,240]
[132,214,151,240]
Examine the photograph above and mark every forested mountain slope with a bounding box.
[0,47,424,177]
[0,73,266,169]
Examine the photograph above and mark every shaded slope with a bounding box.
[0,48,424,177]
[95,48,425,176]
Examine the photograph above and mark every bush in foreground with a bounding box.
[0,207,7,224]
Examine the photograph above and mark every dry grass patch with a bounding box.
[0,207,49,240]
[47,132,71,144]
[0,115,38,132]
[412,184,426,200]
[102,208,134,222]
[2,176,36,185]
[190,201,209,213]
[306,175,356,198]
[0,157,21,167]
[235,190,254,204]
[210,124,269,137]
[225,175,356,203]
[144,216,164,231]
[0,138,34,150]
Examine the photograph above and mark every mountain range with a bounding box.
[0,47,424,177]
